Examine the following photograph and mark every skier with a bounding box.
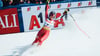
[32,0,69,46]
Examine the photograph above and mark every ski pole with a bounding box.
[69,13,91,39]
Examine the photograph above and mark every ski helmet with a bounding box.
[49,11,56,17]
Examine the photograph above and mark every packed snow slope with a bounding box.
[0,7,100,56]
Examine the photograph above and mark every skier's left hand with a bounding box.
[46,0,50,4]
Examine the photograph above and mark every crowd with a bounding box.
[0,0,87,7]
[0,0,63,7]
[0,0,3,7]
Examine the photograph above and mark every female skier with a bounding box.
[32,0,69,46]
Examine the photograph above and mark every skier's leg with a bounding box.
[32,37,39,45]
[32,28,44,45]
[38,30,50,46]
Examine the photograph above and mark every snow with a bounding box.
[0,7,100,56]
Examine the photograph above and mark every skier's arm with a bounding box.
[45,0,50,21]
[55,9,69,20]
[62,9,69,18]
